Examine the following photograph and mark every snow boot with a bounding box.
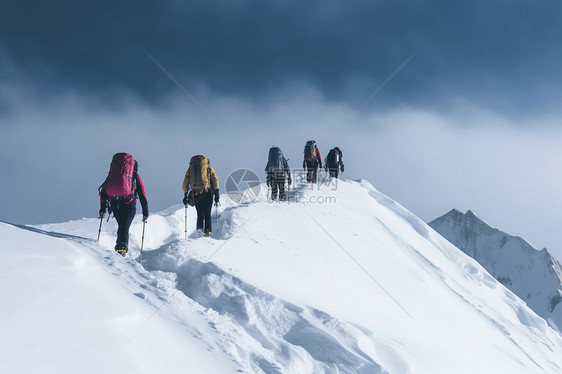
[115,244,128,257]
[115,248,128,256]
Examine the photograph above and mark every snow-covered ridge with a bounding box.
[2,180,562,373]
[429,208,562,332]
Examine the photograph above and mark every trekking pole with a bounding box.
[140,221,146,262]
[214,202,221,234]
[97,216,103,241]
[184,205,188,240]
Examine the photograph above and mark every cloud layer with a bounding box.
[2,85,562,260]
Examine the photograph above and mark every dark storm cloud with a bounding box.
[1,0,562,112]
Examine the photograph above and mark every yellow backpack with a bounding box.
[189,155,211,193]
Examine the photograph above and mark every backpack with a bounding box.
[326,148,339,167]
[101,153,137,202]
[189,155,211,193]
[303,140,317,161]
[266,147,285,173]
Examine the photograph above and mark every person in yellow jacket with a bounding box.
[182,155,220,237]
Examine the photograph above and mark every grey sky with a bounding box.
[2,1,562,112]
[2,1,562,259]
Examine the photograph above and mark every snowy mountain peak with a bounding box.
[464,209,480,221]
[439,209,499,236]
[430,209,562,331]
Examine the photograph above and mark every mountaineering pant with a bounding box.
[269,173,287,201]
[304,160,318,183]
[113,202,136,250]
[195,190,213,234]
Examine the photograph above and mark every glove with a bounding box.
[183,192,195,207]
[214,190,220,204]
[99,203,106,218]
[341,164,345,172]
[302,161,306,169]
[288,177,292,186]
[142,212,149,222]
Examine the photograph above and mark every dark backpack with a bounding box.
[100,153,137,202]
[266,147,285,173]
[303,140,317,161]
[326,149,339,167]
[326,147,343,167]
[189,155,211,193]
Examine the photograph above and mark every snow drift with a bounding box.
[1,179,562,373]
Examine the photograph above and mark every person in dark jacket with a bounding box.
[182,155,220,237]
[99,156,148,256]
[325,147,344,178]
[302,140,322,183]
[265,147,292,201]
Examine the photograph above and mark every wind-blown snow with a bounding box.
[429,209,562,332]
[2,180,562,373]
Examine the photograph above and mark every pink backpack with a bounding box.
[103,153,136,201]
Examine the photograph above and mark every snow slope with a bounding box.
[429,209,562,331]
[2,180,562,373]
[0,222,233,374]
